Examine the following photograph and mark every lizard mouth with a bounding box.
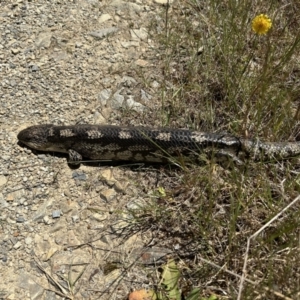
[17,124,53,151]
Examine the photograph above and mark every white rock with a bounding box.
[130,28,148,41]
[0,175,7,188]
[99,14,112,23]
[154,0,174,4]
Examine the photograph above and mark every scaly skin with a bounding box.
[17,124,300,165]
[240,139,300,161]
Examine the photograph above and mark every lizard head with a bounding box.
[17,124,55,151]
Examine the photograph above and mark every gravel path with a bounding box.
[0,1,171,299]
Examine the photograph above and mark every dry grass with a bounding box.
[128,0,300,299]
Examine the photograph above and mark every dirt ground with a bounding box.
[0,1,171,299]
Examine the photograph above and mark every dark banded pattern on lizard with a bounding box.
[17,124,300,165]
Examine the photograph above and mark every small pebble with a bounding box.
[52,210,61,218]
[13,241,22,249]
[16,216,25,223]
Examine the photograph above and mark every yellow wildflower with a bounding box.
[252,14,272,35]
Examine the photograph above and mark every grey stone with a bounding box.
[120,76,137,87]
[29,64,39,72]
[98,89,111,104]
[32,199,53,222]
[35,31,52,48]
[126,96,146,112]
[72,171,87,181]
[141,89,152,101]
[89,27,119,39]
[52,210,61,218]
[16,216,25,223]
[98,88,125,109]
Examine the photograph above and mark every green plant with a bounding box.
[132,1,300,299]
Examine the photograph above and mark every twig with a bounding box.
[34,258,71,298]
[237,195,300,300]
[198,256,294,300]
[198,256,256,285]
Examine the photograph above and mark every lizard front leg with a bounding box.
[68,149,82,165]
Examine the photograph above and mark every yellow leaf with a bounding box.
[157,187,166,197]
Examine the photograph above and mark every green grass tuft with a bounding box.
[130,1,300,299]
